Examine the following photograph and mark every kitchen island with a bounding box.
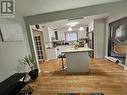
[62,47,93,73]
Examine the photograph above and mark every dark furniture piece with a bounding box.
[0,73,31,95]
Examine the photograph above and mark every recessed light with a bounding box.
[79,27,84,31]
[68,27,72,31]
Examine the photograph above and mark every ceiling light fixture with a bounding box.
[68,27,72,31]
[67,22,79,27]
[68,17,84,21]
[79,27,84,31]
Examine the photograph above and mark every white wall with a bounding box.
[0,42,29,82]
[94,19,106,58]
[0,16,29,82]
[105,12,127,57]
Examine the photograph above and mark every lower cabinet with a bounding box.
[46,48,57,60]
[46,45,73,60]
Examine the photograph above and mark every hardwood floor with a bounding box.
[30,58,127,95]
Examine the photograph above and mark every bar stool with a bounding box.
[58,54,66,70]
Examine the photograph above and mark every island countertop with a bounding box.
[62,47,93,53]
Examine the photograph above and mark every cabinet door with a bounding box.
[46,48,56,60]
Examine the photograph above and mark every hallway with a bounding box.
[31,59,127,95]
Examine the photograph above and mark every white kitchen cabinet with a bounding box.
[62,47,93,72]
[58,31,65,40]
[46,48,57,60]
[78,29,87,39]
[46,45,73,60]
[55,45,73,56]
[48,27,55,41]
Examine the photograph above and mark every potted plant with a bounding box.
[23,55,39,80]
[72,41,79,50]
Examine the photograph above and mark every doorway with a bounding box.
[30,25,46,67]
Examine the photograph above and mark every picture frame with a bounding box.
[0,24,24,42]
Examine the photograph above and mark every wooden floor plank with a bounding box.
[29,58,127,95]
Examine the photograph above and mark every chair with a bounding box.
[58,54,66,70]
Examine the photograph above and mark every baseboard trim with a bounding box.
[118,63,127,70]
[105,56,127,70]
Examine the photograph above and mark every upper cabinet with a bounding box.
[78,28,87,39]
[48,27,55,41]
[43,26,55,43]
[88,21,94,32]
[57,30,65,41]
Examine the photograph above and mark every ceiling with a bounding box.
[16,0,123,16]
[40,13,110,31]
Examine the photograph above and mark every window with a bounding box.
[66,32,78,41]
[115,25,126,38]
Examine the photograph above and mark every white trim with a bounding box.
[29,25,41,72]
[105,56,120,62]
[105,56,127,70]
[124,67,127,70]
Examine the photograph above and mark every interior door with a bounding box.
[32,29,45,63]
